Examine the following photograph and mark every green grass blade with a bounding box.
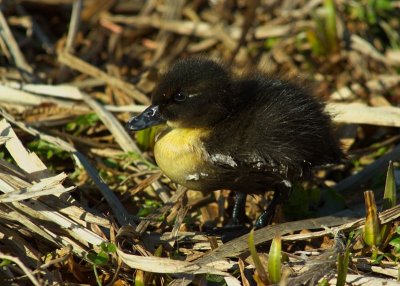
[336,241,351,286]
[268,234,282,283]
[363,191,382,247]
[382,161,397,211]
[248,229,270,285]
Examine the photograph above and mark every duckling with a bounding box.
[127,57,343,228]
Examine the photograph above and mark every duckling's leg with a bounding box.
[229,192,248,226]
[254,181,292,229]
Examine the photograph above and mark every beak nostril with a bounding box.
[145,107,158,117]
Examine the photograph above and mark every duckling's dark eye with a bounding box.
[173,92,187,102]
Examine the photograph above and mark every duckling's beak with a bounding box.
[126,105,165,131]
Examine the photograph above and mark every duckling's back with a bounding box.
[204,74,343,192]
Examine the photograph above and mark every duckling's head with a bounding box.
[127,58,233,131]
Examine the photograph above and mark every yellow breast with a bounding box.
[153,127,211,190]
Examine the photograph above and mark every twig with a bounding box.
[58,52,150,104]
[0,84,88,110]
[3,81,83,100]
[105,14,218,38]
[0,252,41,286]
[65,0,82,53]
[0,10,33,75]
[351,34,393,66]
[0,173,75,203]
[104,104,147,113]
[327,274,399,285]
[82,92,141,153]
[327,102,400,127]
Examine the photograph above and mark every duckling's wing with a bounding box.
[208,151,297,180]
[204,150,302,193]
